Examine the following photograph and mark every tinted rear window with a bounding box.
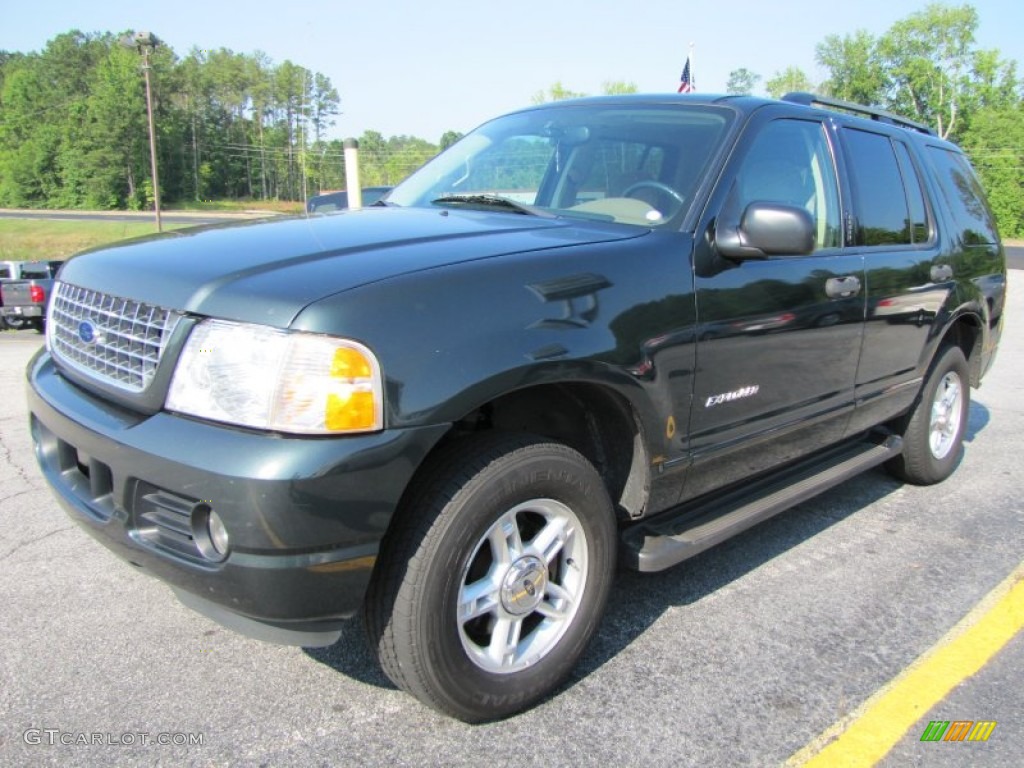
[893,141,930,243]
[842,128,915,246]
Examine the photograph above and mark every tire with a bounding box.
[886,344,970,485]
[363,432,616,722]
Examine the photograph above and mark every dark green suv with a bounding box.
[28,92,1005,721]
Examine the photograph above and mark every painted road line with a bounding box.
[787,561,1024,768]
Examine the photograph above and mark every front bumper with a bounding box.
[28,349,448,643]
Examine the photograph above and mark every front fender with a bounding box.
[292,232,698,456]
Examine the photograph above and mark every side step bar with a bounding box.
[621,435,903,572]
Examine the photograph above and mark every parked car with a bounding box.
[2,260,37,329]
[305,186,392,214]
[26,93,1005,722]
[0,260,63,331]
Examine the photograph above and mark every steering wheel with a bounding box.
[622,180,686,206]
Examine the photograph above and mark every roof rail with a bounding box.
[782,92,935,135]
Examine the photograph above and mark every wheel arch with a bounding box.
[940,310,984,387]
[398,381,651,524]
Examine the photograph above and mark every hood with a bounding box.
[58,207,648,327]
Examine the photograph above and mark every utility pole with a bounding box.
[122,31,163,232]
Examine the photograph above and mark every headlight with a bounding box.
[166,319,383,434]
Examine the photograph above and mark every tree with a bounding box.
[0,50,22,89]
[726,68,760,96]
[878,3,979,139]
[0,31,112,207]
[530,79,637,104]
[439,131,463,150]
[309,72,340,144]
[0,31,351,208]
[961,48,1020,121]
[601,80,638,95]
[961,104,1024,238]
[816,30,887,104]
[0,62,49,206]
[765,67,814,99]
[74,43,151,209]
[531,81,587,104]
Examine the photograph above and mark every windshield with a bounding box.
[388,102,733,228]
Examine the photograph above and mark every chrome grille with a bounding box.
[48,281,183,393]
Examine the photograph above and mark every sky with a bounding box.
[1,0,1022,144]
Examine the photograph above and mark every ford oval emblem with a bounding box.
[78,321,96,344]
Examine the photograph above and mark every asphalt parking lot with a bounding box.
[1,274,1021,767]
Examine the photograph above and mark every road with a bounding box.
[0,276,1021,767]
[0,209,278,227]
[1006,244,1024,270]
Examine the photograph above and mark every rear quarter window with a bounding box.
[925,146,1000,245]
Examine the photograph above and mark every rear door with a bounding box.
[684,113,865,501]
[836,125,950,434]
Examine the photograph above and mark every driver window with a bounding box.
[736,120,841,250]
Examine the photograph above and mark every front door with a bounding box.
[684,116,864,501]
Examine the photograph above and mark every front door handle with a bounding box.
[826,275,862,299]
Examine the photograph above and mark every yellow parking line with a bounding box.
[787,562,1024,768]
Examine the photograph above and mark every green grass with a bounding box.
[0,219,190,261]
[165,199,303,214]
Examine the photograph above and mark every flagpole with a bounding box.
[689,42,695,91]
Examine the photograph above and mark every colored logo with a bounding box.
[920,720,997,742]
[78,321,96,344]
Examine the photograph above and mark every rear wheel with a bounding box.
[363,432,616,722]
[887,344,970,485]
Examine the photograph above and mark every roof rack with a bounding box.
[782,92,935,136]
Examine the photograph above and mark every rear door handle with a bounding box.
[825,275,861,299]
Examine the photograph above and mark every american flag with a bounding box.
[678,56,694,93]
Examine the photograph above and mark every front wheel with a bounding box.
[363,433,616,722]
[887,344,970,485]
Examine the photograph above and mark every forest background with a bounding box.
[0,3,1020,236]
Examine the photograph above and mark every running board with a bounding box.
[621,435,903,572]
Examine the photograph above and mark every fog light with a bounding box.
[207,509,229,554]
[191,503,230,561]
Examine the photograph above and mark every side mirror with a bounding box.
[716,202,816,259]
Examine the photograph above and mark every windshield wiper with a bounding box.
[430,194,554,218]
